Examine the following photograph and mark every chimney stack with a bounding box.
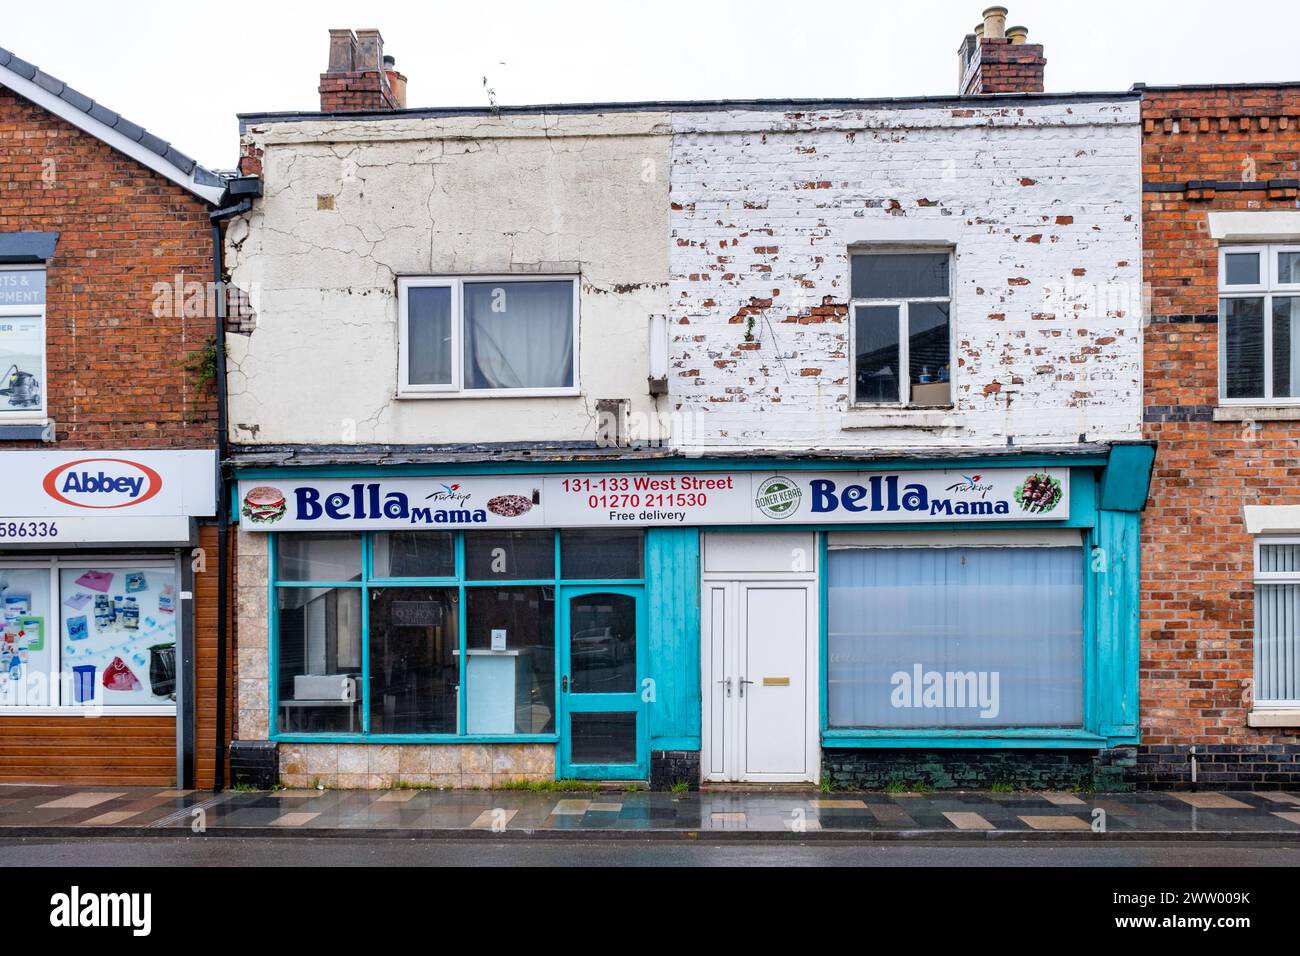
[319,28,403,113]
[957,7,1046,95]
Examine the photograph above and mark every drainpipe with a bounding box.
[1189,745,1198,791]
[208,194,254,791]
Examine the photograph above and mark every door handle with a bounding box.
[738,677,754,698]
[716,677,732,697]
[562,675,569,693]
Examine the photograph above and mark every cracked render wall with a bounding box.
[668,100,1144,452]
[224,112,671,446]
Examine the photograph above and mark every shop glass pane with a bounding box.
[1280,251,1300,285]
[277,533,362,582]
[406,285,452,385]
[0,314,45,416]
[0,269,45,307]
[276,586,363,733]
[907,301,951,402]
[368,587,459,734]
[1222,297,1265,399]
[560,529,643,580]
[0,568,52,706]
[1273,297,1300,398]
[568,593,636,694]
[1223,252,1261,286]
[854,305,901,403]
[60,567,179,708]
[463,280,574,389]
[372,531,455,578]
[850,253,949,298]
[465,587,555,734]
[464,530,554,580]
[570,712,636,765]
[826,546,1083,729]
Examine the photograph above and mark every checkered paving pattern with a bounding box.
[2,785,1300,835]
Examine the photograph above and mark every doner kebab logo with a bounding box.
[755,475,803,519]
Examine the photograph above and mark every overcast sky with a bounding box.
[4,0,1298,169]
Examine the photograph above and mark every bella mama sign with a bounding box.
[237,468,1070,531]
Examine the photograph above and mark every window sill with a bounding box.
[1246,708,1300,728]
[0,706,176,717]
[395,389,581,400]
[841,407,962,431]
[1213,405,1300,422]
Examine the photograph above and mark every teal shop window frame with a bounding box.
[267,529,645,745]
[816,467,1139,751]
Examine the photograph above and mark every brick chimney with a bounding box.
[319,28,404,112]
[958,7,1046,95]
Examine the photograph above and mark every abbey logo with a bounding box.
[754,475,803,519]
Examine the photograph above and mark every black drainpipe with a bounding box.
[209,197,252,791]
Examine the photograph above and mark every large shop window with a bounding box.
[398,276,578,397]
[271,528,642,738]
[0,559,179,710]
[1220,244,1300,403]
[1253,539,1300,706]
[0,267,46,420]
[826,534,1084,729]
[850,251,952,407]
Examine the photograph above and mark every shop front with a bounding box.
[231,445,1151,790]
[0,449,217,785]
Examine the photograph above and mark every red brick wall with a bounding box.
[1141,86,1300,747]
[962,38,1046,95]
[0,85,218,448]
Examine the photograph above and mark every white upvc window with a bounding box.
[1219,244,1300,404]
[397,275,580,398]
[849,250,953,407]
[0,265,46,421]
[1253,537,1300,707]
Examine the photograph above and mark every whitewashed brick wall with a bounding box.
[668,99,1143,452]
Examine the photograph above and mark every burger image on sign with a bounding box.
[241,486,286,524]
[755,475,803,519]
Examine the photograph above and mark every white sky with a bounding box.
[4,0,1299,170]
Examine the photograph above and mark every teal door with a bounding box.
[558,586,647,779]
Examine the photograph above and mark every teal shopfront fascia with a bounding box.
[232,444,1154,788]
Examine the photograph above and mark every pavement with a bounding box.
[4,783,1300,840]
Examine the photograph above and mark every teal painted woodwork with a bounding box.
[645,527,701,751]
[1100,442,1156,512]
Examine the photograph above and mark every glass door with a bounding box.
[558,586,646,779]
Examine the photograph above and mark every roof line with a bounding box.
[237,90,1139,130]
[1132,80,1300,93]
[0,44,226,205]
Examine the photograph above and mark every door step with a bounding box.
[701,782,819,793]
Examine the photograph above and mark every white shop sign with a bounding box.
[0,450,216,544]
[237,468,1069,531]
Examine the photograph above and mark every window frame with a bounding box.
[0,555,179,715]
[396,274,581,399]
[1252,536,1300,707]
[268,529,646,743]
[848,249,954,408]
[1218,243,1300,406]
[0,264,48,423]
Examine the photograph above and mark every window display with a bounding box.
[0,568,52,706]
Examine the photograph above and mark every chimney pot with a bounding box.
[1006,25,1029,44]
[326,28,357,73]
[982,5,1008,39]
[354,28,385,72]
[320,27,402,112]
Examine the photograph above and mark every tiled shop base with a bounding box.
[4,785,1300,836]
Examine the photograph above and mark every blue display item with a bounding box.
[66,615,88,642]
[124,572,147,594]
[72,664,95,704]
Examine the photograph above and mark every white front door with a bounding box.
[703,580,818,783]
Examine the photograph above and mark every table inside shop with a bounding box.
[278,698,359,733]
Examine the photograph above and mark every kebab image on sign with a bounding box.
[241,486,287,524]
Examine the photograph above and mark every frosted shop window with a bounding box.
[0,267,46,420]
[825,532,1084,730]
[0,561,178,711]
[1253,540,1300,706]
[850,252,952,407]
[397,276,578,397]
[1220,245,1300,404]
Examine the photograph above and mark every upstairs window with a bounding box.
[398,276,578,397]
[850,252,952,406]
[0,267,46,420]
[1220,245,1300,404]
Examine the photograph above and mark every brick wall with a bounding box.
[668,100,1143,452]
[962,38,1046,95]
[1141,87,1300,763]
[0,85,218,447]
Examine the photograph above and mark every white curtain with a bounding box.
[826,546,1083,729]
[464,281,573,389]
[1256,544,1300,702]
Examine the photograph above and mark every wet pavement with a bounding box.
[2,783,1300,839]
